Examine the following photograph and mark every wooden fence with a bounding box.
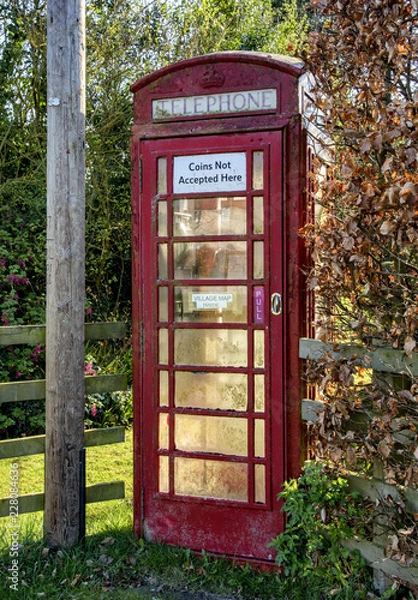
[300,338,418,589]
[0,323,128,518]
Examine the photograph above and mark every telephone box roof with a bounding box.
[131,51,305,93]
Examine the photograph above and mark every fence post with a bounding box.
[44,0,86,548]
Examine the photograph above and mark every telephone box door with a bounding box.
[138,130,285,561]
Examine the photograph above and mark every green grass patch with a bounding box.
[0,431,376,600]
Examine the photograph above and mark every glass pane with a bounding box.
[253,196,264,234]
[175,329,247,367]
[252,151,264,190]
[175,372,247,410]
[174,241,247,280]
[158,244,168,279]
[159,371,168,407]
[159,413,169,449]
[174,286,247,323]
[253,241,264,279]
[254,374,265,412]
[159,456,169,493]
[173,197,246,236]
[175,458,248,501]
[158,287,168,322]
[158,201,167,237]
[175,414,248,456]
[157,157,167,195]
[255,464,266,503]
[254,330,264,368]
[254,419,265,457]
[159,328,168,364]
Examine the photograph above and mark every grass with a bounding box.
[0,429,285,600]
[0,429,376,600]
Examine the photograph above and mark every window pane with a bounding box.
[175,458,248,501]
[253,196,264,234]
[159,371,169,407]
[254,374,265,412]
[254,330,264,368]
[158,201,167,237]
[174,241,247,280]
[159,328,168,364]
[157,157,167,195]
[252,151,264,190]
[253,241,264,279]
[175,329,247,367]
[255,464,266,503]
[158,244,168,279]
[159,456,169,493]
[173,197,246,236]
[159,413,169,449]
[254,419,265,458]
[174,286,247,323]
[175,414,248,456]
[175,372,248,410]
[158,287,168,322]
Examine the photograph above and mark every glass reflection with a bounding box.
[253,196,264,234]
[255,464,266,503]
[175,458,248,501]
[157,157,167,195]
[158,201,167,237]
[254,330,264,368]
[174,242,247,280]
[158,244,168,279]
[175,329,248,367]
[175,372,248,410]
[175,414,248,456]
[159,371,169,406]
[253,241,264,279]
[254,419,265,457]
[159,328,168,364]
[173,197,246,236]
[159,413,169,449]
[158,287,168,322]
[254,374,265,412]
[159,456,169,493]
[252,151,264,190]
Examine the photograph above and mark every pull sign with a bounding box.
[254,287,264,324]
[271,293,282,316]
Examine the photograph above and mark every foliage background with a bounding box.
[302,0,418,571]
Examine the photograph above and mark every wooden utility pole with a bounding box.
[45,0,86,547]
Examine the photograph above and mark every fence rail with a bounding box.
[0,322,128,516]
[300,337,418,588]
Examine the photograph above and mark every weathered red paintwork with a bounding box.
[131,51,307,563]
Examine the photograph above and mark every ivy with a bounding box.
[270,462,373,598]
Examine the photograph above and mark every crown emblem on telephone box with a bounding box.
[200,67,225,89]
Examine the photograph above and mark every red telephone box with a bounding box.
[131,51,307,563]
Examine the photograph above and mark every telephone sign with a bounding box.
[131,51,307,563]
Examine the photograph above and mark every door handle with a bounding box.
[271,293,282,316]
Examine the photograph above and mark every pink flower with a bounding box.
[84,362,97,376]
[90,403,97,417]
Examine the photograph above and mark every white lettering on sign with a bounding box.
[192,293,233,310]
[152,89,277,119]
[173,153,246,194]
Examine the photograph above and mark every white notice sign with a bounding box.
[173,152,246,194]
[192,293,233,309]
